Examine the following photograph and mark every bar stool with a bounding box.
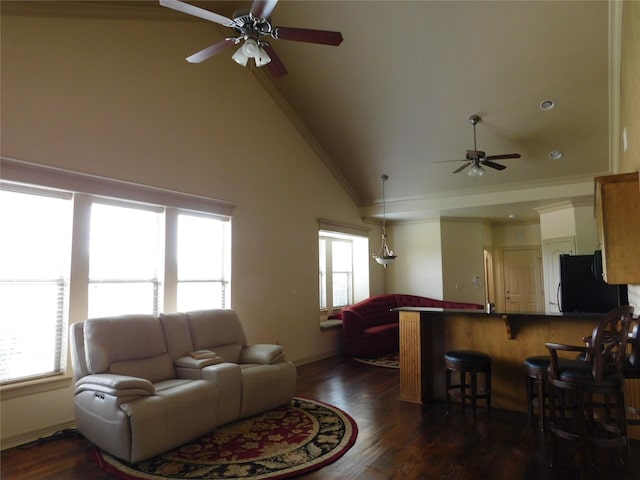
[546,306,634,468]
[444,350,491,418]
[524,356,551,432]
[524,355,572,432]
[622,320,640,433]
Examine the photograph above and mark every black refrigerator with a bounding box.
[559,253,628,313]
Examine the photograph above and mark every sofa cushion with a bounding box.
[159,312,195,360]
[187,310,247,362]
[364,324,399,336]
[84,314,175,382]
[109,354,175,383]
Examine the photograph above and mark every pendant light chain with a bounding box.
[373,174,397,268]
[381,174,388,234]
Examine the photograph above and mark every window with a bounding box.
[0,159,233,385]
[0,187,72,383]
[176,212,230,311]
[88,202,164,317]
[318,221,370,313]
[319,236,353,310]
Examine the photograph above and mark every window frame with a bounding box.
[174,210,231,312]
[0,185,72,385]
[318,219,371,315]
[319,234,354,311]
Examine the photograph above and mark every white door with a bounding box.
[542,236,576,313]
[502,248,545,313]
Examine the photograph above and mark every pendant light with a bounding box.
[373,174,397,267]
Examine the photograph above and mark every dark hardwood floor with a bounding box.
[2,355,639,479]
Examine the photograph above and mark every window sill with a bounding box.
[320,319,343,331]
[1,374,73,400]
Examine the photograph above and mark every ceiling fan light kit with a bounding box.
[231,38,271,67]
[373,174,397,268]
[468,164,484,177]
[160,0,343,77]
[434,114,522,175]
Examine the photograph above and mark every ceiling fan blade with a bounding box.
[272,27,343,46]
[159,0,234,27]
[453,163,471,174]
[261,43,288,77]
[250,0,279,20]
[481,160,507,170]
[485,153,521,160]
[186,38,236,63]
[433,159,467,164]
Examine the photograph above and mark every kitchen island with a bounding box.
[394,307,604,412]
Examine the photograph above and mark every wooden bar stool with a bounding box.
[524,355,572,432]
[524,355,551,432]
[444,350,491,419]
[546,306,634,468]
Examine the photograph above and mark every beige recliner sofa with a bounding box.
[70,309,297,463]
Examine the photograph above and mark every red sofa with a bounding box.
[341,294,483,358]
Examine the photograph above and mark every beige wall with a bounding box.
[386,218,487,305]
[492,221,542,248]
[0,12,380,447]
[573,205,599,254]
[538,204,596,255]
[619,1,640,173]
[440,219,486,305]
[386,219,444,298]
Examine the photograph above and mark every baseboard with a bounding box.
[294,351,341,367]
[0,420,76,451]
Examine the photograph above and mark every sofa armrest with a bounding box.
[239,344,285,364]
[75,373,155,397]
[174,355,224,369]
[341,310,366,338]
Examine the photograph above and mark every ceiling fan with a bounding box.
[159,0,343,78]
[436,115,521,176]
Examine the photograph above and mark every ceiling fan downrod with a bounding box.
[469,114,480,151]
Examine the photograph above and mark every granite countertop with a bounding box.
[391,306,606,318]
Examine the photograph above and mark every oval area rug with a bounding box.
[95,397,357,480]
[352,352,399,369]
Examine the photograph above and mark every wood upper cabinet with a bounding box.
[594,172,640,284]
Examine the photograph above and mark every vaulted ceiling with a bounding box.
[4,1,616,223]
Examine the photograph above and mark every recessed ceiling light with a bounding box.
[540,100,555,111]
[549,150,563,159]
